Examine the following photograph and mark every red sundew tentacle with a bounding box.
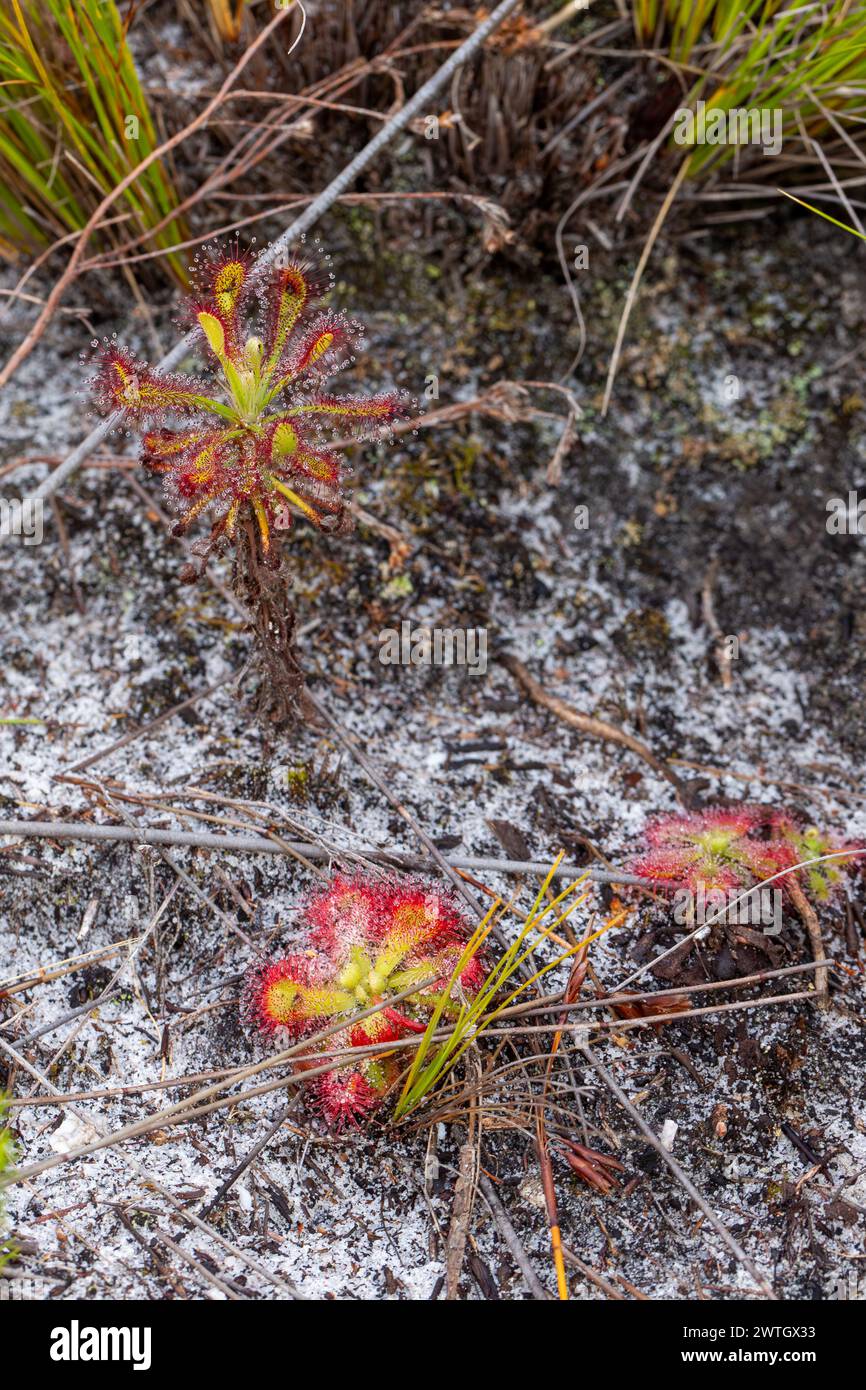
[304,876,387,961]
[376,880,468,957]
[172,486,229,534]
[346,1009,408,1047]
[243,956,355,1039]
[93,347,207,419]
[458,954,486,995]
[628,848,742,894]
[288,449,341,487]
[170,437,235,500]
[644,806,765,848]
[142,428,209,460]
[242,956,317,1037]
[242,874,485,1126]
[212,256,248,309]
[186,246,253,356]
[314,1068,384,1128]
[269,314,354,394]
[760,820,864,899]
[263,261,313,374]
[264,415,341,488]
[311,1043,398,1128]
[291,393,401,432]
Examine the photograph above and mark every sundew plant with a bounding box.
[629,806,861,901]
[244,876,485,1126]
[91,242,405,720]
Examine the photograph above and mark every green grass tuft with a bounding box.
[0,0,186,279]
[633,1,866,177]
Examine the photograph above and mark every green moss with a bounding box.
[286,764,309,802]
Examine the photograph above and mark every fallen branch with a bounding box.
[502,653,694,806]
[0,817,649,885]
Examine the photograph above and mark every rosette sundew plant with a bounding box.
[629,805,863,1007]
[244,863,623,1127]
[629,806,861,904]
[629,806,766,893]
[244,877,485,1126]
[90,242,405,720]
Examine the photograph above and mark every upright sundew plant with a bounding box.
[90,242,404,719]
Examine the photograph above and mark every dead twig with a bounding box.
[787,876,830,1010]
[701,554,734,690]
[200,1100,297,1218]
[502,654,694,806]
[478,1175,549,1299]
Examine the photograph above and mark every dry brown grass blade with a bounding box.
[601,157,689,416]
[445,1134,477,1299]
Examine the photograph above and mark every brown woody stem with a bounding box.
[787,876,829,1010]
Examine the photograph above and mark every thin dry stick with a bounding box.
[478,1175,549,1300]
[580,1044,777,1300]
[200,1100,296,1217]
[5,979,443,1184]
[787,877,829,1010]
[148,1179,303,1299]
[61,675,235,775]
[7,962,827,1111]
[483,989,818,1039]
[0,817,648,885]
[0,1036,302,1298]
[302,690,494,927]
[505,958,829,1020]
[502,653,692,805]
[701,554,733,690]
[133,1217,248,1300]
[0,938,139,995]
[2,1065,252,1109]
[561,1245,626,1299]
